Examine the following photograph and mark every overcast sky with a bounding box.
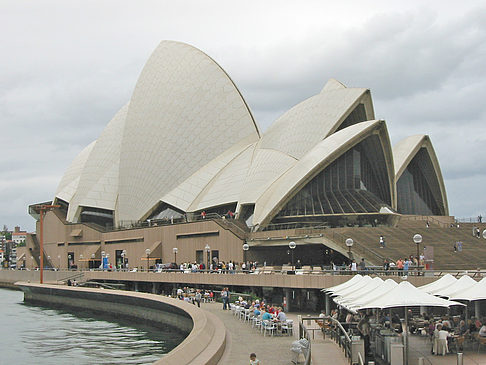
[1,0,485,232]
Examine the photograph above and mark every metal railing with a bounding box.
[299,315,353,364]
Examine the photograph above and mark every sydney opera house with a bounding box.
[24,41,449,270]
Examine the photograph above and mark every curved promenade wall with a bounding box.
[16,282,226,365]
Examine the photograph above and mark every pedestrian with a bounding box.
[221,287,229,310]
[359,258,366,274]
[250,353,260,365]
[195,289,202,308]
[479,215,483,223]
[379,235,385,248]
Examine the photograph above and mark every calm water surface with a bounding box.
[0,288,185,364]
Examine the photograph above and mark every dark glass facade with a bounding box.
[274,134,391,220]
[396,147,445,215]
[335,103,367,132]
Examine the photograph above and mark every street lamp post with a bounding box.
[79,254,84,271]
[289,241,296,271]
[413,233,422,267]
[173,247,178,264]
[91,253,95,269]
[145,248,151,272]
[57,255,61,270]
[35,204,59,284]
[345,238,354,259]
[204,244,210,272]
[242,242,249,268]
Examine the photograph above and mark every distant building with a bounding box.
[12,226,27,245]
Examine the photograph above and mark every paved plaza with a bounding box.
[203,301,486,365]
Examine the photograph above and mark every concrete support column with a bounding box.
[475,301,481,319]
[325,293,330,315]
[134,282,139,292]
[152,282,157,294]
[420,306,427,315]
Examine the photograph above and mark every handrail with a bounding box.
[399,215,449,228]
[297,315,312,365]
[358,352,365,365]
[299,315,353,364]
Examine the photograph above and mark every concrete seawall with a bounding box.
[16,282,226,365]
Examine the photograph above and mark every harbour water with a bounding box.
[0,288,185,364]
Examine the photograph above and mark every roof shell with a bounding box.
[55,141,95,204]
[393,134,448,215]
[252,120,395,227]
[65,104,128,221]
[114,41,260,222]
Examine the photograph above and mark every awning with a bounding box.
[80,245,101,261]
[70,229,83,237]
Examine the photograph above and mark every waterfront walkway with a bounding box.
[202,302,348,364]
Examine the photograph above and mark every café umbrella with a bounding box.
[358,281,465,364]
[418,273,457,294]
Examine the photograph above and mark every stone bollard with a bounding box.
[457,352,463,365]
[418,357,424,365]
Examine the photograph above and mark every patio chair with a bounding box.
[263,320,276,337]
[281,319,294,336]
[478,336,486,352]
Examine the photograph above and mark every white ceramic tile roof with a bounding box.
[190,143,255,211]
[55,141,95,203]
[259,86,372,160]
[65,104,128,221]
[160,138,256,212]
[238,148,297,206]
[252,120,392,227]
[393,134,449,215]
[117,41,260,222]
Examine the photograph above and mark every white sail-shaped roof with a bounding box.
[65,104,129,221]
[393,134,449,215]
[252,120,395,227]
[117,41,260,222]
[55,141,95,204]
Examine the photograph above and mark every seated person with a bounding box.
[261,309,273,321]
[479,323,486,337]
[253,307,261,316]
[276,308,287,322]
[457,320,469,336]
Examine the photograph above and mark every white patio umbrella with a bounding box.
[418,273,457,294]
[358,281,465,365]
[359,281,465,310]
[347,279,398,312]
[334,277,384,306]
[432,275,478,298]
[323,274,363,294]
[331,276,373,297]
[450,277,486,301]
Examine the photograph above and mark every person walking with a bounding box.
[221,287,229,310]
[195,289,202,308]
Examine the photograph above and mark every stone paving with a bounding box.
[202,302,349,364]
[202,302,486,364]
